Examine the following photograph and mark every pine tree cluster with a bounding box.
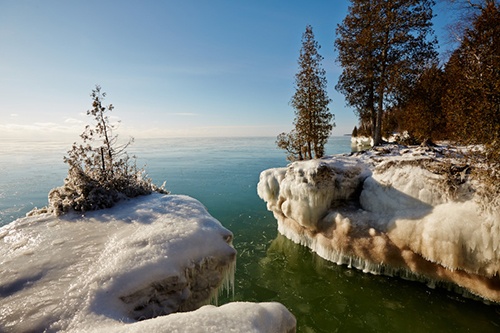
[335,0,499,204]
[336,0,499,149]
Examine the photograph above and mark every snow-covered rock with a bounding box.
[86,302,296,333]
[351,135,373,148]
[257,145,500,303]
[0,193,296,332]
[257,157,370,231]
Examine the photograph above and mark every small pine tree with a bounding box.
[277,25,334,161]
[351,126,358,137]
[45,85,168,216]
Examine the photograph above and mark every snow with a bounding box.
[257,145,500,303]
[85,302,296,333]
[360,163,446,213]
[257,157,370,231]
[351,136,374,148]
[0,193,296,332]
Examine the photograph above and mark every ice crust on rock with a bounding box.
[0,193,296,332]
[258,157,370,231]
[257,146,500,303]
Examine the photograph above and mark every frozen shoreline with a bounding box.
[0,193,296,332]
[258,144,500,303]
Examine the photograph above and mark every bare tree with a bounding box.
[44,85,168,216]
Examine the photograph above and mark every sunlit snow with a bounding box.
[0,193,296,332]
[258,144,500,303]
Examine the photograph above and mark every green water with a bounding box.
[226,225,500,332]
[1,137,499,332]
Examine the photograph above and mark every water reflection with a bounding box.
[248,234,500,333]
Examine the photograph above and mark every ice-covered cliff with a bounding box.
[0,193,296,332]
[258,145,500,303]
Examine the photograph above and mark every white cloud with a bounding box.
[10,113,18,117]
[64,118,83,124]
[0,121,81,140]
[33,122,58,128]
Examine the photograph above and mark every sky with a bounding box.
[0,0,457,140]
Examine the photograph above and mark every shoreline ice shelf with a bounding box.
[0,193,296,332]
[257,144,500,303]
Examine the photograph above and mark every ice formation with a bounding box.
[0,193,296,332]
[258,145,500,303]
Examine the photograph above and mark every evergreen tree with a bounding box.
[277,25,334,161]
[335,0,438,145]
[443,1,500,210]
[399,63,447,142]
[443,1,500,144]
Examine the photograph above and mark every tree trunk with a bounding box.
[100,147,106,181]
[369,85,376,139]
[101,111,114,178]
[373,25,390,147]
[374,94,384,146]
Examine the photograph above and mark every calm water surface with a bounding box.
[0,137,499,332]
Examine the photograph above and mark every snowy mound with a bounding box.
[0,194,296,332]
[88,302,296,333]
[258,145,500,303]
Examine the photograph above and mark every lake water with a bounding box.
[1,136,499,332]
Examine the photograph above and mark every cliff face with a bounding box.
[257,145,500,303]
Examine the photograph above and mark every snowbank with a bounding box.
[258,145,500,303]
[0,194,296,332]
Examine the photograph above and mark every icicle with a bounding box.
[209,253,236,306]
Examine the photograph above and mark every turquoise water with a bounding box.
[1,137,499,332]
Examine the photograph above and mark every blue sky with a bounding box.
[0,1,456,140]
